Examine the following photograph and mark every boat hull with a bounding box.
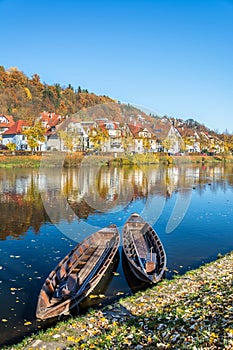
[122,213,166,284]
[36,225,119,320]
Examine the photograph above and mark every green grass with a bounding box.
[0,153,232,169]
[0,155,42,168]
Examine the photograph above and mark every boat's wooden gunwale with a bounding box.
[122,213,167,284]
[36,225,119,320]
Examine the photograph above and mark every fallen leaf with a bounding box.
[116,292,124,296]
[89,294,98,299]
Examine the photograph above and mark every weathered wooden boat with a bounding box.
[122,213,166,283]
[36,225,119,320]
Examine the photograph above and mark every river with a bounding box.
[0,163,233,346]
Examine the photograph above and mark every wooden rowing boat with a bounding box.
[122,249,148,292]
[122,213,166,283]
[36,225,119,320]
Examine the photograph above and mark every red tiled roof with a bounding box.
[39,111,63,128]
[152,120,172,139]
[96,121,120,130]
[127,124,143,137]
[3,120,31,135]
[0,114,15,129]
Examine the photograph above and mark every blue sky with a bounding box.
[1,0,233,132]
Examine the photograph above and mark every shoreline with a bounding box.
[4,251,233,349]
[0,153,233,168]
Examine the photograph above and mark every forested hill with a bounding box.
[0,66,115,120]
[0,66,224,137]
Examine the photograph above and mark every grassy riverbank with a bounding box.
[4,251,233,349]
[0,152,233,168]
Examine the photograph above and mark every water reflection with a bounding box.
[0,164,233,240]
[0,164,233,346]
[0,170,49,240]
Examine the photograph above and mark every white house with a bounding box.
[0,114,15,140]
[2,120,47,151]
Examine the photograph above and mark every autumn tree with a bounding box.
[58,129,82,152]
[6,142,16,151]
[142,136,151,151]
[181,136,194,152]
[222,133,233,155]
[162,138,172,153]
[88,127,108,152]
[199,133,209,153]
[0,65,114,121]
[122,134,134,152]
[23,122,46,153]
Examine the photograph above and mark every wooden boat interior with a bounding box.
[125,219,166,278]
[39,228,118,310]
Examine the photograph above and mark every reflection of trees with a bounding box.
[0,170,51,240]
[64,164,225,217]
[65,164,233,218]
[68,198,96,219]
[0,164,233,238]
[0,192,49,240]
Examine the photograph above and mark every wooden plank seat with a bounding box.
[78,246,107,285]
[52,273,79,301]
[131,231,148,260]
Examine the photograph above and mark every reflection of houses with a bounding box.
[97,167,120,201]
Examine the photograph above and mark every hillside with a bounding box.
[0,66,114,120]
[0,66,160,125]
[0,66,227,142]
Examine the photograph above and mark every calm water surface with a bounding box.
[0,163,233,346]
